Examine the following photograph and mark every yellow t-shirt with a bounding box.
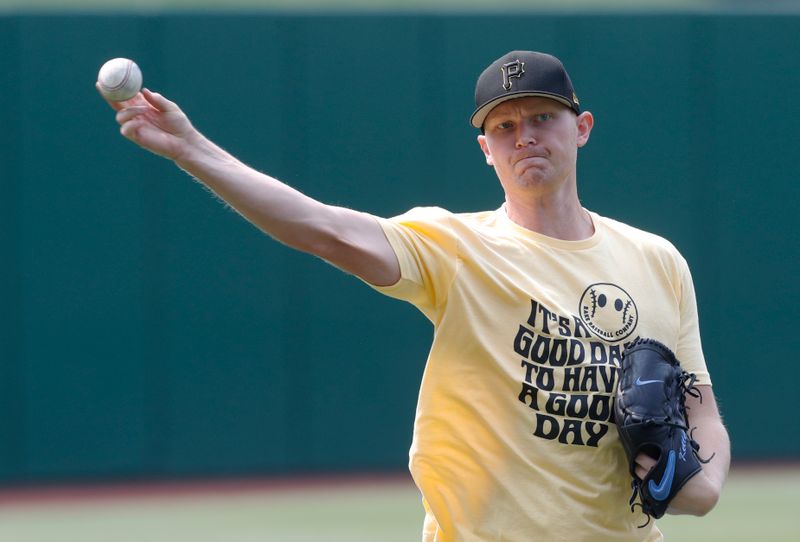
[370,206,710,542]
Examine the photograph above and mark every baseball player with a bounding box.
[99,50,730,541]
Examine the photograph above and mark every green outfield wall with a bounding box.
[1,13,798,484]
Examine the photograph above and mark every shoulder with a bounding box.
[593,212,690,273]
[595,213,683,256]
[389,206,452,222]
[389,206,494,224]
[386,206,499,234]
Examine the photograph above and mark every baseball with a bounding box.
[97,58,142,102]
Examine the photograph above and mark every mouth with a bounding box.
[513,151,548,166]
[514,155,547,169]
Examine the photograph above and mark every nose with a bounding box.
[515,123,537,148]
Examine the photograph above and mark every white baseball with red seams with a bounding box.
[97,58,142,102]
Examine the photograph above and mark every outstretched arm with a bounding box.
[99,87,400,287]
[635,385,730,516]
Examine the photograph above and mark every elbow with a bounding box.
[303,229,349,262]
[677,484,721,517]
[669,471,723,517]
[297,228,360,271]
[691,490,720,517]
[279,218,341,258]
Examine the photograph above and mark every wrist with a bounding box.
[172,128,208,166]
[173,132,242,183]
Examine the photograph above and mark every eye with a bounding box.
[496,121,514,130]
[534,113,553,122]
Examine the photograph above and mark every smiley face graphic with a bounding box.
[578,283,638,342]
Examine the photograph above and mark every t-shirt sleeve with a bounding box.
[365,207,458,323]
[675,257,712,386]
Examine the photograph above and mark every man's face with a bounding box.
[477,96,593,198]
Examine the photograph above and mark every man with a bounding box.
[100,50,729,541]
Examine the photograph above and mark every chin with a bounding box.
[515,172,553,188]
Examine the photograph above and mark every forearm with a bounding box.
[105,89,399,285]
[668,389,731,516]
[172,132,399,285]
[175,134,337,252]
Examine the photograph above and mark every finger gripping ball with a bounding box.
[97,58,143,102]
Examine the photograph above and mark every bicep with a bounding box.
[665,384,731,515]
[316,207,400,287]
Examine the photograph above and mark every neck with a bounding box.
[504,191,594,241]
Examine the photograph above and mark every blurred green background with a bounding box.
[0,0,798,540]
[0,0,741,13]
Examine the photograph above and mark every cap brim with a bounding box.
[469,92,576,129]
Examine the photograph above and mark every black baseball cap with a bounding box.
[470,51,581,129]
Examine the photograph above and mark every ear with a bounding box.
[576,111,594,148]
[477,134,494,166]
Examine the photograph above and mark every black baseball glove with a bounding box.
[614,337,712,524]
